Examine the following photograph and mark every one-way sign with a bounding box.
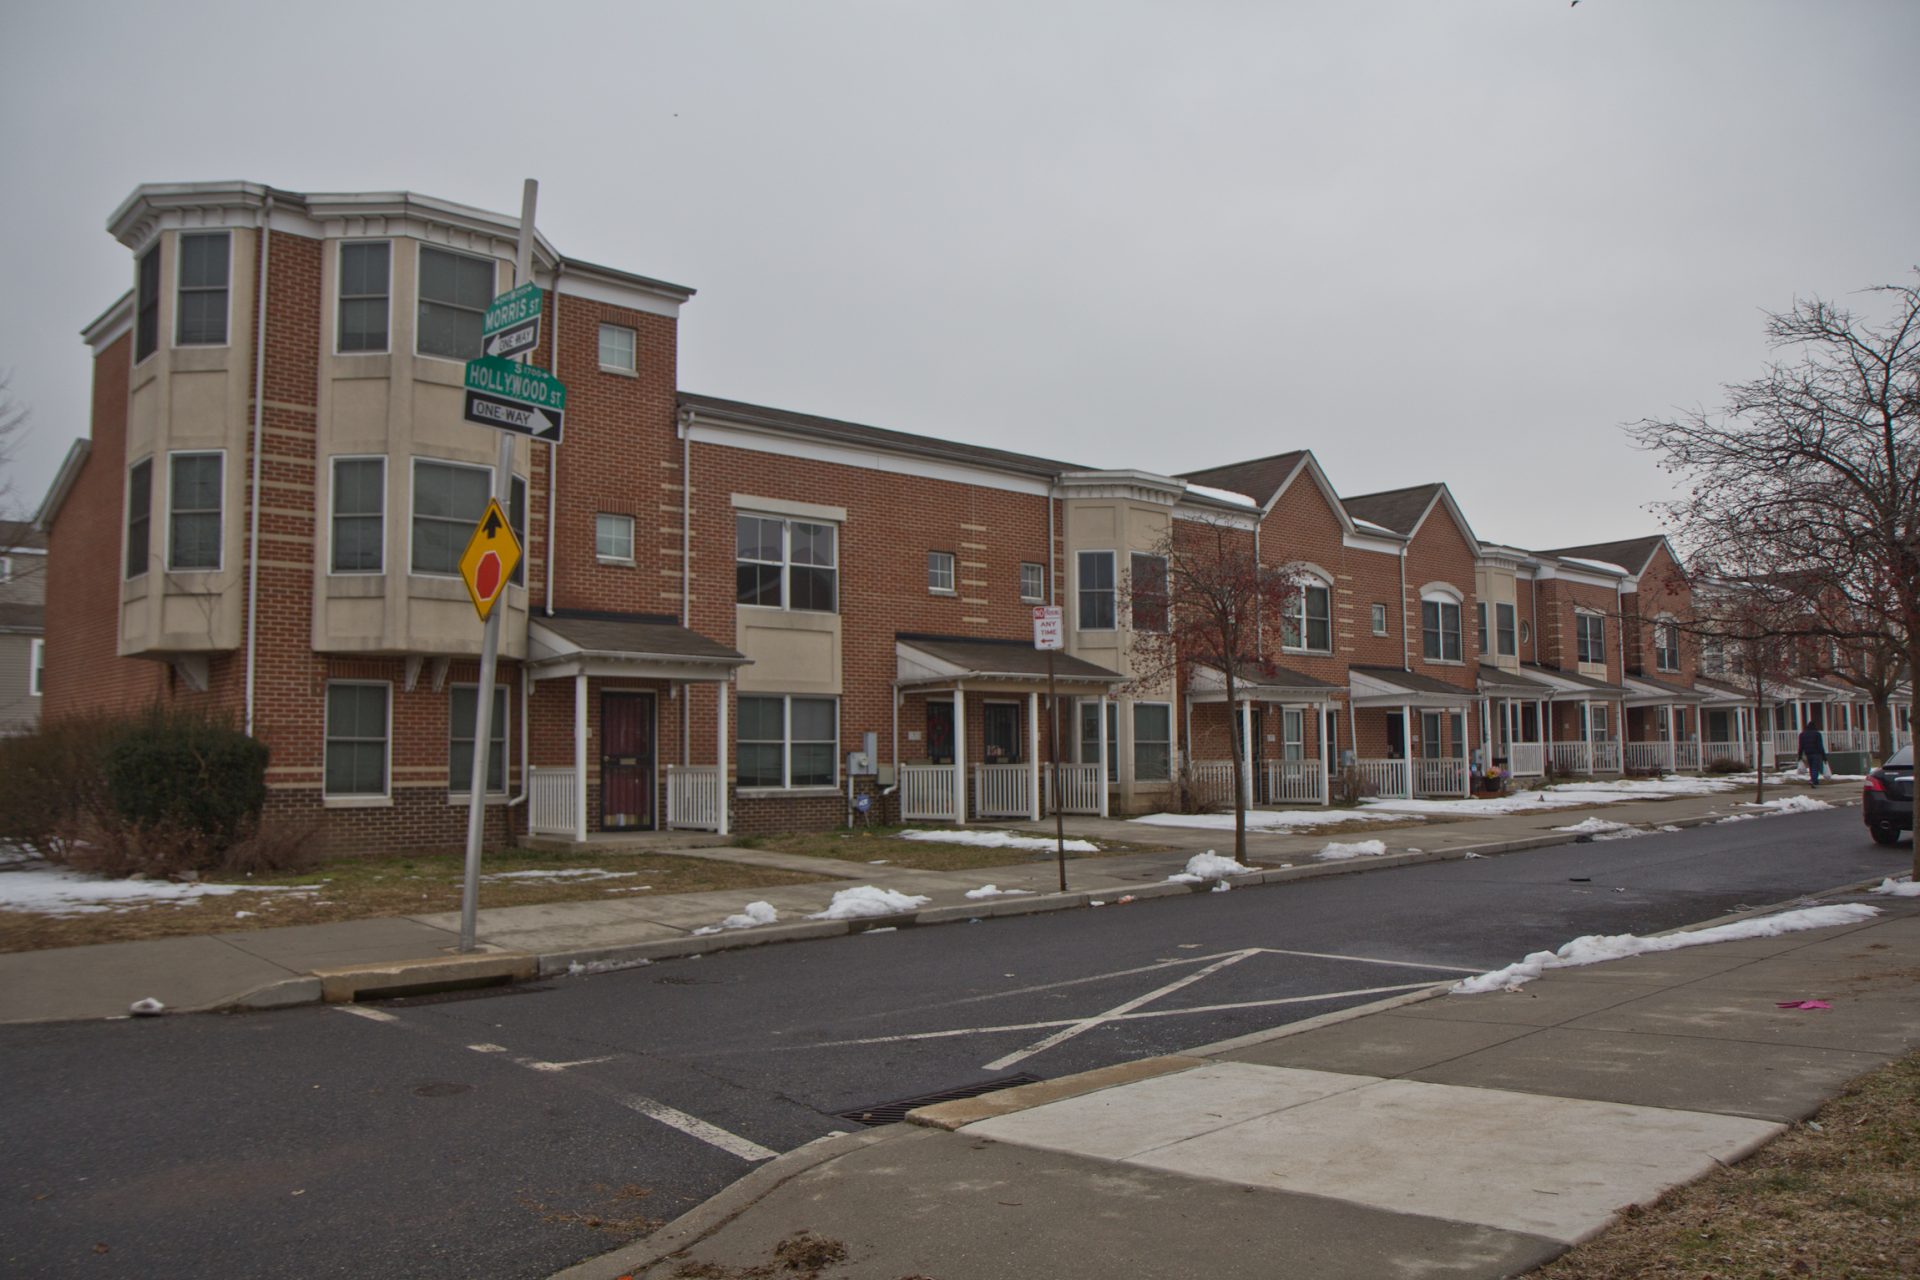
[482,282,542,359]
[463,355,567,442]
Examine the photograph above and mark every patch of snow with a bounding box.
[1165,851,1252,884]
[721,901,779,929]
[1211,881,1231,893]
[1738,795,1835,815]
[1715,813,1760,824]
[1451,904,1881,994]
[1316,839,1389,861]
[1184,482,1257,508]
[128,997,165,1016]
[899,829,1099,853]
[484,868,639,882]
[565,956,652,976]
[1657,825,1682,833]
[233,910,255,919]
[1559,556,1630,577]
[1552,817,1646,841]
[1365,792,1601,816]
[1871,878,1920,898]
[1134,809,1414,832]
[965,884,1034,899]
[1352,517,1397,535]
[808,885,931,920]
[0,864,317,917]
[1545,777,1737,799]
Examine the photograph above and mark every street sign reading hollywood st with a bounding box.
[482,281,542,359]
[458,498,523,621]
[463,355,567,442]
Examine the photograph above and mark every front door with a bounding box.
[600,692,655,831]
[983,702,1021,764]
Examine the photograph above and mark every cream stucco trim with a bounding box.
[730,493,848,523]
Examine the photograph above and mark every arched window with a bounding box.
[1283,568,1333,653]
[1420,586,1463,662]
[1653,616,1679,672]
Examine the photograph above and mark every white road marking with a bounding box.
[334,1004,400,1024]
[526,1057,614,1072]
[467,1043,509,1053]
[984,949,1260,1070]
[1257,948,1482,974]
[615,1093,777,1162]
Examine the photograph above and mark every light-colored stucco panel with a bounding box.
[735,607,841,695]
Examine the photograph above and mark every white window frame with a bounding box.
[328,455,386,575]
[597,323,637,374]
[1132,701,1173,781]
[415,244,496,363]
[1496,602,1517,657]
[1282,707,1305,761]
[1371,603,1389,636]
[134,244,160,364]
[411,457,519,579]
[736,693,840,790]
[1476,601,1489,654]
[1020,561,1046,603]
[1653,616,1679,672]
[927,550,956,595]
[335,239,392,355]
[323,680,392,804]
[448,682,510,798]
[166,449,225,573]
[1077,550,1117,632]
[125,457,153,580]
[29,638,44,697]
[1576,610,1606,665]
[1283,577,1333,653]
[735,513,838,614]
[173,230,232,349]
[1420,589,1463,664]
[596,513,635,564]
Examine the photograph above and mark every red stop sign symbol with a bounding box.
[474,550,501,601]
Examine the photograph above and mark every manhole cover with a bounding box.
[412,1082,473,1098]
[837,1073,1042,1127]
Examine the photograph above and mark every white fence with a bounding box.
[1044,763,1104,815]
[665,765,722,830]
[900,763,958,821]
[973,763,1033,819]
[1188,760,1242,806]
[1701,740,1749,767]
[1416,757,1467,797]
[1506,743,1544,777]
[1265,759,1327,805]
[529,766,578,836]
[1625,742,1673,773]
[1354,759,1411,799]
[1592,741,1621,774]
[1675,740,1700,771]
[1550,742,1590,775]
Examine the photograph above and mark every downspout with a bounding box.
[1046,482,1056,605]
[509,671,528,808]
[680,407,695,769]
[1530,576,1540,662]
[243,194,273,737]
[544,263,562,617]
[1398,544,1410,670]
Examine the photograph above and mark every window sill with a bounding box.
[598,364,638,378]
[446,793,512,806]
[1280,646,1333,657]
[928,588,957,597]
[596,556,636,567]
[323,794,392,809]
[737,786,843,799]
[1422,658,1465,667]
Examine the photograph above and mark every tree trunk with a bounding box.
[1753,694,1766,805]
[1224,668,1246,863]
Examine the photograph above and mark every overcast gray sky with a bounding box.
[2,1,1913,549]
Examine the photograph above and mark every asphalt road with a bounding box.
[3,805,1906,1279]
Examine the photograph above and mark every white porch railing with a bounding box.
[1593,740,1622,774]
[1702,740,1749,766]
[973,763,1034,818]
[1188,760,1239,806]
[1625,742,1673,773]
[1415,758,1467,797]
[665,764,722,831]
[1675,740,1700,771]
[1771,729,1801,756]
[1042,763,1104,815]
[901,763,958,821]
[1265,759,1326,805]
[1549,742,1590,774]
[1354,759,1411,800]
[529,766,578,837]
[1506,743,1544,777]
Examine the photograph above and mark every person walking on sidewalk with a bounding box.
[1797,720,1829,785]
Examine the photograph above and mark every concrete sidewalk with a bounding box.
[0,779,1867,1023]
[556,887,1920,1280]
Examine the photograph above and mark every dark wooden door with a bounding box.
[600,692,655,831]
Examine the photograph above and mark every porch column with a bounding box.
[1584,698,1595,775]
[1459,704,1472,797]
[1542,699,1553,772]
[1240,697,1255,810]
[1317,701,1331,806]
[1027,690,1041,823]
[573,673,588,844]
[953,685,967,825]
[1400,702,1413,799]
[715,679,729,837]
[1097,696,1110,818]
[1666,702,1676,772]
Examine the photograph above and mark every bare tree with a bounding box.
[1686,571,1808,805]
[1629,277,1919,744]
[1125,514,1301,863]
[0,370,27,527]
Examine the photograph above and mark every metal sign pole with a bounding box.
[1049,648,1066,892]
[460,178,538,954]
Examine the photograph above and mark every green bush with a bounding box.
[104,711,267,849]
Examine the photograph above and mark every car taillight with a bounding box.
[1864,774,1887,793]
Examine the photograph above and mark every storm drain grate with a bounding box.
[836,1073,1043,1127]
[366,983,553,1007]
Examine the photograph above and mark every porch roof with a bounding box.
[1349,664,1478,708]
[1477,662,1553,695]
[895,633,1123,691]
[527,612,747,681]
[1624,674,1706,705]
[1521,662,1630,701]
[1188,660,1342,704]
[1694,675,1808,705]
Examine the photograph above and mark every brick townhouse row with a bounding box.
[34,182,1908,857]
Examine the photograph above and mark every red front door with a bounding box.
[600,692,655,831]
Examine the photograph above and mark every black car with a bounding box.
[1864,745,1913,846]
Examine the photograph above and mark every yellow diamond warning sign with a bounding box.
[459,498,522,621]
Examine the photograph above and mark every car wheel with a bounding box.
[1869,822,1902,847]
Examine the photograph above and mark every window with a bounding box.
[1577,612,1606,664]
[338,241,390,353]
[1476,602,1488,653]
[175,231,230,345]
[1519,619,1532,646]
[1282,708,1304,761]
[735,514,836,612]
[1284,581,1332,651]
[1133,703,1172,781]
[598,324,636,372]
[927,551,956,594]
[1079,700,1118,781]
[1371,603,1389,636]
[324,682,389,798]
[1700,634,1725,675]
[1654,620,1679,672]
[1421,596,1462,662]
[407,462,525,581]
[1496,603,1517,657]
[738,695,837,788]
[330,457,385,573]
[168,451,223,571]
[1020,562,1046,602]
[417,246,493,359]
[449,685,509,795]
[125,459,152,579]
[1130,553,1168,632]
[984,703,1021,763]
[29,638,44,698]
[135,246,160,361]
[1078,551,1116,630]
[596,513,634,562]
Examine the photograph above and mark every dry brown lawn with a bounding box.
[0,848,821,954]
[1533,1050,1920,1278]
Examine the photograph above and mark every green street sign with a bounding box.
[465,355,567,411]
[483,282,543,338]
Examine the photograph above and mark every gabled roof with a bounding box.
[1536,536,1668,578]
[1176,451,1307,509]
[1340,484,1445,537]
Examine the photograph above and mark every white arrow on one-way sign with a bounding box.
[483,318,539,359]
